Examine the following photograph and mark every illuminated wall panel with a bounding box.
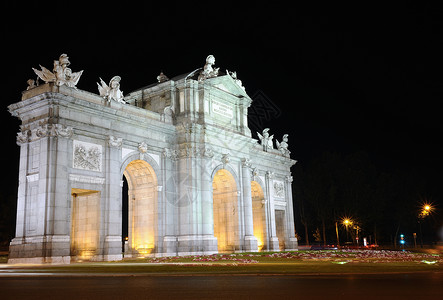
[70,189,100,260]
[275,210,286,251]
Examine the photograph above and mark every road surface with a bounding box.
[0,271,442,299]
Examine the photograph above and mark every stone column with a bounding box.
[201,156,213,236]
[8,132,30,263]
[177,152,192,255]
[103,136,123,261]
[200,150,218,254]
[162,148,178,256]
[45,127,72,263]
[285,175,298,250]
[241,158,258,252]
[12,134,29,241]
[266,171,280,251]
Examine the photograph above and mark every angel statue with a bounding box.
[97,76,126,103]
[276,134,291,157]
[198,55,219,81]
[257,128,274,152]
[227,69,245,91]
[32,54,83,88]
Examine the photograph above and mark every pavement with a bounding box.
[0,264,442,299]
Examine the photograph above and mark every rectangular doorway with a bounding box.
[275,210,286,251]
[71,188,100,260]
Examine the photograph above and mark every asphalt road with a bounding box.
[0,272,442,299]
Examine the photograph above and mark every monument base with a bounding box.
[285,237,298,251]
[8,235,71,264]
[244,235,259,252]
[177,235,218,256]
[268,237,280,251]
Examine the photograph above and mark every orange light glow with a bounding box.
[419,201,434,218]
[341,217,353,227]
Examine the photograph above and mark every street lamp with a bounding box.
[418,202,434,248]
[343,218,352,227]
[419,202,433,219]
[341,217,354,244]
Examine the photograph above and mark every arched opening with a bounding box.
[251,181,267,251]
[212,169,239,252]
[123,159,158,256]
[121,176,129,253]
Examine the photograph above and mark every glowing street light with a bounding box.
[417,201,435,248]
[341,217,354,244]
[342,218,353,227]
[419,202,434,219]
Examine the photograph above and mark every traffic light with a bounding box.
[400,234,405,245]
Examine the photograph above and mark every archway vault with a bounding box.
[251,181,267,251]
[212,169,239,252]
[123,159,158,256]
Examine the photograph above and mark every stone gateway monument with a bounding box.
[8,54,297,264]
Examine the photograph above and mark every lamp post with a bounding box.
[418,203,433,248]
[342,218,353,244]
[335,222,340,247]
[354,225,361,246]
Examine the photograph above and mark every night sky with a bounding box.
[1,3,442,243]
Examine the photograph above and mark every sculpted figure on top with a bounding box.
[198,55,219,81]
[276,134,291,157]
[97,76,126,103]
[257,128,274,152]
[227,69,245,91]
[157,71,169,83]
[32,54,83,88]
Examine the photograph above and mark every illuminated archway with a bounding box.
[212,169,239,252]
[123,159,158,256]
[251,181,267,251]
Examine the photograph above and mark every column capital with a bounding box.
[241,157,252,168]
[285,175,293,183]
[108,135,123,149]
[221,153,230,165]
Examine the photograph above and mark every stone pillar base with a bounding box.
[8,235,71,264]
[268,237,280,251]
[162,236,178,256]
[8,256,71,265]
[243,235,258,252]
[103,254,123,261]
[103,235,122,259]
[285,237,298,251]
[177,235,218,256]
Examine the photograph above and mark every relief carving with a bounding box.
[273,181,285,198]
[73,140,102,172]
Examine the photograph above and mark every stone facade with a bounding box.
[8,56,297,263]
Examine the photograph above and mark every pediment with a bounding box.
[208,74,250,99]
